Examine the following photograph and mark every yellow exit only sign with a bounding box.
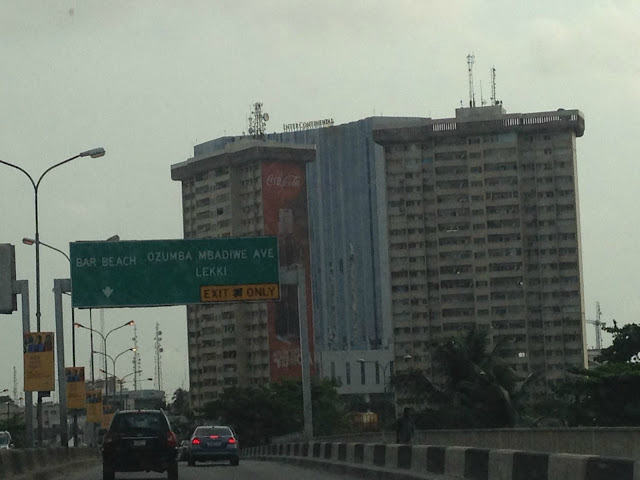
[200,283,280,302]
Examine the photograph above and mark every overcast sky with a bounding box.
[1,1,639,403]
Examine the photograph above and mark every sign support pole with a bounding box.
[13,279,34,448]
[281,268,313,440]
[54,278,70,447]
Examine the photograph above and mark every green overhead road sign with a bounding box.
[70,237,280,308]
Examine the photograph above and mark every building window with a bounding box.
[360,362,366,385]
[345,362,351,385]
[375,362,380,384]
[330,362,336,381]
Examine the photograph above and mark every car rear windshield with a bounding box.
[111,412,168,434]
[194,426,233,437]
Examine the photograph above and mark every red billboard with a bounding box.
[261,161,314,380]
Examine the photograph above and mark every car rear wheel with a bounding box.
[187,457,195,467]
[230,458,239,466]
[167,461,179,480]
[102,464,115,480]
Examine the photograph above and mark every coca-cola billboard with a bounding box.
[265,173,302,188]
[262,161,314,381]
[264,165,304,203]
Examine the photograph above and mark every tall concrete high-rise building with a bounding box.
[372,105,587,386]
[171,139,315,409]
[196,117,428,395]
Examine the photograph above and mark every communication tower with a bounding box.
[490,66,501,106]
[154,323,164,391]
[467,53,476,108]
[586,301,604,350]
[132,323,142,390]
[247,102,269,139]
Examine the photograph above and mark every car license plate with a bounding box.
[211,441,221,447]
[133,440,146,447]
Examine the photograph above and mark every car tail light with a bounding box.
[167,431,177,448]
[192,438,201,445]
[228,438,236,444]
[209,435,219,439]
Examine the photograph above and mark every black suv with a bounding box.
[102,409,178,480]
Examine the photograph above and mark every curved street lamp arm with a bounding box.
[104,321,134,343]
[121,370,143,382]
[93,350,114,363]
[35,154,81,190]
[114,349,134,364]
[0,160,37,190]
[75,323,106,344]
[23,238,70,262]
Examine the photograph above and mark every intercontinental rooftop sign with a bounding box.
[282,118,334,132]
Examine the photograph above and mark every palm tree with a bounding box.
[393,325,535,428]
[170,388,191,417]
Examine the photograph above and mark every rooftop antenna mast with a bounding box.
[467,53,476,108]
[490,66,501,106]
[247,102,269,139]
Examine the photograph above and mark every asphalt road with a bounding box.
[65,460,364,480]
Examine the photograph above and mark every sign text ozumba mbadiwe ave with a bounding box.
[70,237,280,308]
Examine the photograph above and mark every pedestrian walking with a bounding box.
[395,407,415,444]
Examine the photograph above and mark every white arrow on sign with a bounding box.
[102,286,114,298]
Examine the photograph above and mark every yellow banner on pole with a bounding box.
[102,402,116,429]
[66,367,86,409]
[86,389,103,424]
[23,332,55,391]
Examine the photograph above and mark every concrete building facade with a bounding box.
[171,139,315,409]
[192,118,426,395]
[372,105,587,386]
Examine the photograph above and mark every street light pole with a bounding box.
[74,321,134,397]
[23,238,76,362]
[93,348,136,401]
[358,358,413,432]
[0,147,106,447]
[0,148,105,333]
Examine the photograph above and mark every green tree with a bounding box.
[596,321,640,364]
[553,362,640,426]
[170,388,192,417]
[545,323,640,427]
[203,385,282,446]
[202,378,349,445]
[392,326,535,428]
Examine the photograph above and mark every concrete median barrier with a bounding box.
[0,447,99,479]
[245,441,640,480]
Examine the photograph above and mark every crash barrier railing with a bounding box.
[309,427,640,459]
[0,447,99,479]
[244,441,640,480]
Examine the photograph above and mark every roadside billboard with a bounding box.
[86,389,102,423]
[102,402,116,429]
[0,244,17,314]
[66,367,86,409]
[23,332,55,391]
[261,161,314,380]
